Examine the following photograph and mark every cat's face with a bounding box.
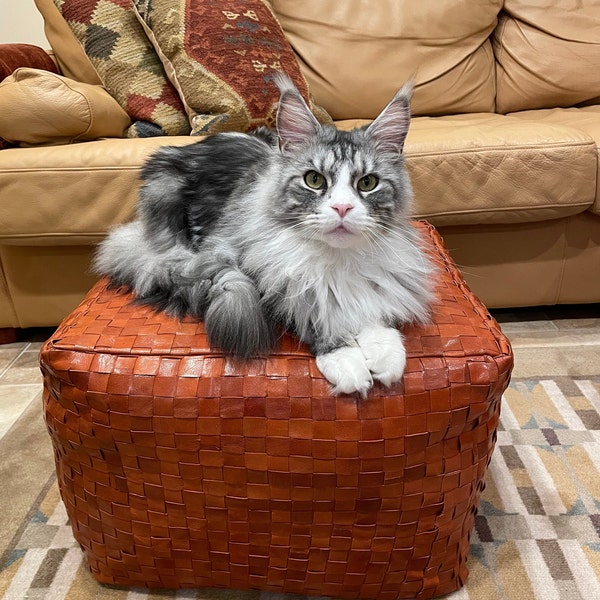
[273,75,413,250]
[276,129,412,249]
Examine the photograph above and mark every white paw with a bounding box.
[316,346,373,397]
[356,325,406,387]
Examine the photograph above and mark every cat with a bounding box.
[94,75,435,397]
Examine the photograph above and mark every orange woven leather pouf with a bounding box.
[40,222,513,599]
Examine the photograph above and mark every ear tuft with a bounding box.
[274,72,320,152]
[367,81,413,153]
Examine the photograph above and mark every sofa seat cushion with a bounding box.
[508,106,600,216]
[0,115,596,245]
[339,113,597,226]
[0,137,198,245]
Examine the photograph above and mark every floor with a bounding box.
[0,328,51,441]
[1,304,600,442]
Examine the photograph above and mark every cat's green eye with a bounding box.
[304,170,327,190]
[357,174,379,192]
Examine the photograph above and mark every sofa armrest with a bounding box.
[0,68,132,146]
[0,43,58,82]
[0,44,60,148]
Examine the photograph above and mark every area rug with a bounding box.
[1,374,600,600]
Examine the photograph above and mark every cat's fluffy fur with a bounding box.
[94,75,434,396]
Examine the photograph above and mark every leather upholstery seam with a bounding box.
[407,140,596,158]
[0,248,21,327]
[554,216,571,304]
[414,204,592,219]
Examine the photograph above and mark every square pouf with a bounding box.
[40,222,513,600]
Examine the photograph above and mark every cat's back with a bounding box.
[141,130,275,188]
[138,130,275,249]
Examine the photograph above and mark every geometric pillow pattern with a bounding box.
[53,0,190,137]
[132,0,331,135]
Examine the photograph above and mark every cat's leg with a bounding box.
[314,343,373,397]
[356,324,407,387]
[205,267,278,358]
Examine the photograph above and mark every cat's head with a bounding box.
[272,74,414,250]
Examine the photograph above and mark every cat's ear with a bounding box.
[367,81,413,153]
[274,72,321,152]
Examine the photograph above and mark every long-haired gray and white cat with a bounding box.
[94,75,434,397]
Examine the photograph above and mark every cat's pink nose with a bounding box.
[332,203,353,218]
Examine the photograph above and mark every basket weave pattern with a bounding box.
[40,222,513,599]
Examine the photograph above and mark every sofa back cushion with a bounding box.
[271,0,501,120]
[494,0,600,113]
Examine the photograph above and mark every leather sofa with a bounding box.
[1,0,599,333]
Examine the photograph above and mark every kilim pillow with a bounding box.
[52,0,190,137]
[131,0,331,135]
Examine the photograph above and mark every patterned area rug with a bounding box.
[1,374,600,599]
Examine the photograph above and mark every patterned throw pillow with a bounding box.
[131,0,331,135]
[53,0,190,137]
[0,43,58,82]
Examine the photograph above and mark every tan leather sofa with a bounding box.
[0,0,599,332]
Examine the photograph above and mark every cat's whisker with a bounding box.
[369,224,437,273]
[283,221,322,241]
[363,229,409,262]
[376,224,475,278]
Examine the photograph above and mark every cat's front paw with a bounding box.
[357,325,406,387]
[316,346,373,397]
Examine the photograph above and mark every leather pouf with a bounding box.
[40,221,513,599]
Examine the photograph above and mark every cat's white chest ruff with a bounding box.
[276,248,408,344]
[309,262,393,332]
